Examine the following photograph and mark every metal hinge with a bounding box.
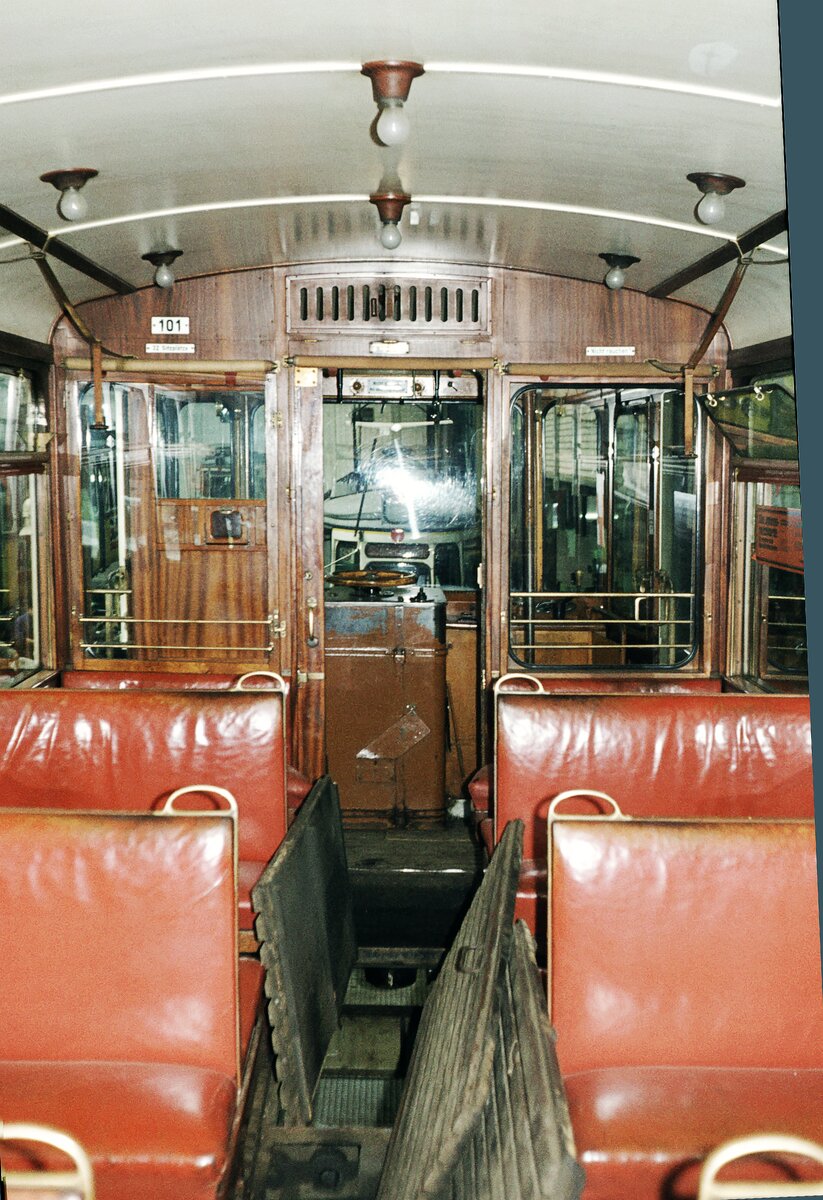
[271,612,287,638]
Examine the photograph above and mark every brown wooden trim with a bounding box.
[735,460,800,485]
[0,204,136,295]
[648,210,788,299]
[506,362,718,379]
[728,336,794,374]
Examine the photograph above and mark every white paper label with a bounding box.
[586,345,636,356]
[145,343,196,354]
[151,317,190,334]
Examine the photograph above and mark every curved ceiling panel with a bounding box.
[0,0,788,351]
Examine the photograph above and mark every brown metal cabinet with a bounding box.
[324,589,447,826]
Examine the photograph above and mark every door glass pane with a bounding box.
[323,390,482,589]
[154,390,264,499]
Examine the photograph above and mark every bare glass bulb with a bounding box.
[604,265,625,290]
[697,190,725,225]
[376,102,410,146]
[57,186,88,221]
[380,221,402,249]
[154,263,175,288]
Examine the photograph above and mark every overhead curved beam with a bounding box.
[0,203,136,293]
[648,210,788,296]
[0,193,782,255]
[0,60,780,110]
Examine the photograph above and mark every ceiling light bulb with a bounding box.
[376,102,410,146]
[57,186,88,222]
[604,265,625,290]
[697,190,725,225]
[154,263,175,288]
[380,221,402,250]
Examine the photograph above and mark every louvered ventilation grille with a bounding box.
[287,276,490,333]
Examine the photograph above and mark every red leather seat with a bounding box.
[0,808,264,1200]
[0,689,312,931]
[549,814,823,1200]
[491,689,812,930]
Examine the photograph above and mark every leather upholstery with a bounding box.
[0,1061,238,1200]
[0,809,239,1074]
[469,677,721,816]
[566,1067,823,1200]
[493,692,812,929]
[0,689,291,865]
[497,694,813,856]
[550,816,823,1200]
[0,807,258,1200]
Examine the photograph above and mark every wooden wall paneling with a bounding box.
[48,364,71,668]
[484,369,509,692]
[702,419,733,676]
[53,270,278,364]
[264,369,288,691]
[289,368,326,780]
[493,269,728,368]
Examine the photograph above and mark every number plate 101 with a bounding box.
[150,316,190,334]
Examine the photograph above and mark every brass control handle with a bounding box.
[307,596,319,648]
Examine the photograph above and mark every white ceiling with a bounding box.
[0,0,789,352]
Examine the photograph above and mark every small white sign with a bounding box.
[586,345,636,357]
[151,316,190,335]
[145,343,196,354]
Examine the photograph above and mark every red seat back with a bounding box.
[0,690,287,863]
[0,807,239,1079]
[549,815,823,1075]
[495,692,813,861]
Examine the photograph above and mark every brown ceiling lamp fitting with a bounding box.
[40,167,98,221]
[599,252,640,290]
[370,190,412,250]
[141,249,183,289]
[361,60,425,146]
[687,171,746,226]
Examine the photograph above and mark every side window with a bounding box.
[0,368,51,684]
[509,385,700,670]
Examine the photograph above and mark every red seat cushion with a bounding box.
[566,1066,823,1200]
[0,1061,237,1200]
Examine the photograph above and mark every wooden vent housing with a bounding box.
[287,275,491,334]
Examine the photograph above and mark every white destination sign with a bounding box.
[151,316,190,334]
[586,345,636,356]
[145,343,196,354]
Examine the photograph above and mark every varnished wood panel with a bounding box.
[143,544,270,661]
[492,268,728,367]
[53,269,278,363]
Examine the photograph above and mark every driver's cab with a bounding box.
[321,369,483,827]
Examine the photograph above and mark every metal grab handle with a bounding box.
[0,1120,96,1198]
[233,670,287,692]
[698,1135,823,1200]
[494,672,545,693]
[548,790,624,819]
[307,596,319,648]
[159,785,238,815]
